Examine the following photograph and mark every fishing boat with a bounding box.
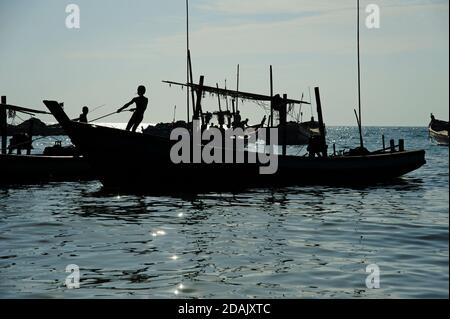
[0,98,93,184]
[429,114,449,146]
[43,84,425,192]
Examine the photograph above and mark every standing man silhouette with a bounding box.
[117,85,148,132]
[78,106,89,123]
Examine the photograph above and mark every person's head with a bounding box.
[137,85,146,96]
[82,106,89,114]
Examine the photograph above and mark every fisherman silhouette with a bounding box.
[78,106,89,123]
[117,85,148,132]
[233,110,242,128]
[260,115,267,127]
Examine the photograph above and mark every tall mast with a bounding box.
[186,0,190,122]
[357,0,364,148]
[236,64,240,112]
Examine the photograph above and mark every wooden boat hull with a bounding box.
[0,154,93,184]
[44,101,426,192]
[429,128,449,146]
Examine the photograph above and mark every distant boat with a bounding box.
[7,118,65,136]
[429,114,449,146]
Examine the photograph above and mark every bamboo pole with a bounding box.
[1,96,7,154]
[357,0,364,148]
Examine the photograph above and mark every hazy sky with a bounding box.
[0,0,448,126]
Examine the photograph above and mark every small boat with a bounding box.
[7,118,65,136]
[0,99,93,184]
[429,114,449,146]
[0,153,92,184]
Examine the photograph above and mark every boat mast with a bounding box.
[236,64,240,112]
[186,0,190,123]
[357,0,364,148]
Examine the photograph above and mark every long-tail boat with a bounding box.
[43,83,425,192]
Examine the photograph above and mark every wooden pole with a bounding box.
[236,64,240,112]
[1,96,7,155]
[314,87,327,157]
[216,83,222,112]
[390,139,395,153]
[357,0,364,148]
[270,65,274,127]
[282,94,288,156]
[194,75,205,123]
[186,0,190,123]
[225,79,229,112]
[188,50,196,120]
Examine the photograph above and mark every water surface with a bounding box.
[0,127,448,298]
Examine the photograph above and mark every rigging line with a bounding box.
[90,104,107,115]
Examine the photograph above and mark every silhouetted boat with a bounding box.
[0,153,92,184]
[0,99,93,184]
[429,114,449,146]
[7,118,65,136]
[44,99,426,192]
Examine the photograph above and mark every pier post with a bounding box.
[399,139,404,152]
[314,87,328,157]
[390,139,395,152]
[382,134,385,151]
[1,96,7,155]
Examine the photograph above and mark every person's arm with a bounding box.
[117,99,135,113]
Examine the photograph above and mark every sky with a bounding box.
[0,0,448,126]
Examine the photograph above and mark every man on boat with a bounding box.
[117,85,148,132]
[78,106,89,123]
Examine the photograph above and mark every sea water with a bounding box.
[0,127,448,298]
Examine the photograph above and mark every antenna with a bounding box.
[357,0,364,148]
